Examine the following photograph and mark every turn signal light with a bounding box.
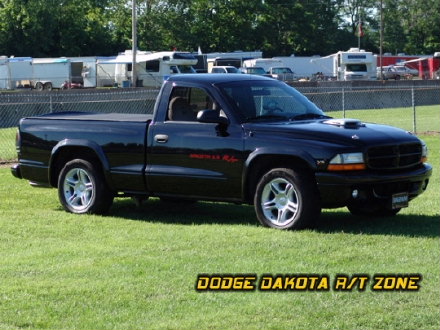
[327,163,366,171]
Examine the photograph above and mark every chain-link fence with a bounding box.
[1,83,439,161]
[299,85,440,134]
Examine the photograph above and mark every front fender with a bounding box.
[242,146,318,202]
[245,146,317,171]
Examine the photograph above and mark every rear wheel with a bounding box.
[58,159,113,214]
[254,168,321,230]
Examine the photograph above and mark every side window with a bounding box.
[167,87,223,122]
[145,60,160,72]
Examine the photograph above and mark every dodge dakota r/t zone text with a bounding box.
[11,74,432,230]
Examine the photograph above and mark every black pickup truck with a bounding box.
[11,74,432,229]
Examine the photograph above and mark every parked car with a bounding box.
[393,65,418,77]
[377,65,417,80]
[268,67,296,82]
[377,66,402,80]
[210,66,241,73]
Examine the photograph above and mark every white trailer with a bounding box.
[68,57,98,88]
[0,57,33,89]
[101,50,198,88]
[0,57,8,89]
[206,51,263,72]
[96,57,117,87]
[273,55,333,79]
[31,58,71,90]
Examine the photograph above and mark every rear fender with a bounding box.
[49,139,113,189]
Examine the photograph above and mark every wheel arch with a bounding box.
[49,139,112,189]
[243,150,317,204]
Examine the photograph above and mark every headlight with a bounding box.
[327,152,366,171]
[421,140,428,162]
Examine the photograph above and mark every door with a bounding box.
[147,85,244,200]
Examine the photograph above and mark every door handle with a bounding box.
[154,134,168,143]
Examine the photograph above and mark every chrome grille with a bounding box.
[367,142,422,170]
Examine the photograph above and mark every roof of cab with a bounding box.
[166,73,273,84]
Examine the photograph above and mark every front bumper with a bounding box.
[316,163,432,208]
[11,163,22,179]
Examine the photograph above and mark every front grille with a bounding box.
[367,142,422,170]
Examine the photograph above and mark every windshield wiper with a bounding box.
[290,113,332,121]
[245,114,288,122]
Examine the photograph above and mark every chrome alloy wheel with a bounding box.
[260,178,299,226]
[63,168,94,212]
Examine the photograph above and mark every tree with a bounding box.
[0,0,116,57]
[0,0,438,58]
[398,0,440,54]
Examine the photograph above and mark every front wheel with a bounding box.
[58,159,114,214]
[254,168,321,230]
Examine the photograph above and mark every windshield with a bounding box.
[247,67,267,75]
[346,64,367,72]
[218,79,327,123]
[226,67,240,73]
[272,67,293,74]
[177,65,196,73]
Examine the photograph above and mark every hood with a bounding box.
[244,118,419,148]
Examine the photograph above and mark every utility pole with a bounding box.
[379,0,383,80]
[132,0,137,87]
[358,8,361,49]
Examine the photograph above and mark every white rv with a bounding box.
[334,48,376,81]
[0,57,33,89]
[105,50,198,88]
[311,48,376,81]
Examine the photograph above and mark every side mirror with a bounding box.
[197,109,229,126]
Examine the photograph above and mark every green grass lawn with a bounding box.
[0,136,438,330]
[0,127,16,161]
[329,105,440,134]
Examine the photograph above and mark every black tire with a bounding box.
[44,82,53,91]
[35,82,44,91]
[347,204,401,217]
[254,168,321,230]
[58,159,114,214]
